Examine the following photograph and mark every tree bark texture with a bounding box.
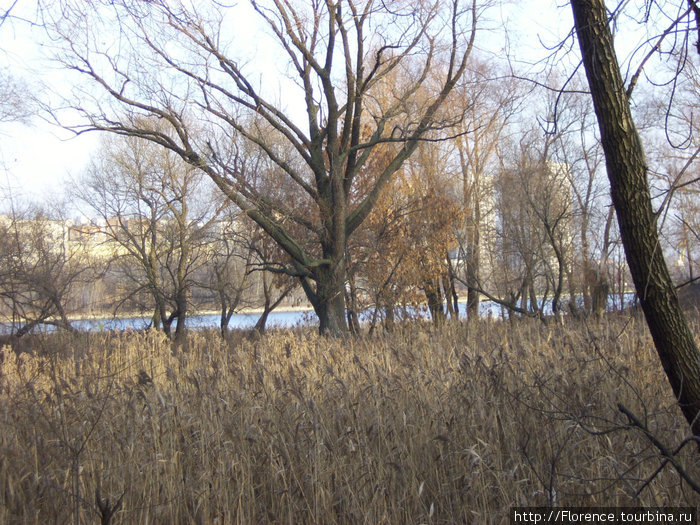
[571,0,700,435]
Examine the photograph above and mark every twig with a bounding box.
[618,403,700,494]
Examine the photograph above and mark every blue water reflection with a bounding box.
[69,309,319,332]
[1,293,637,335]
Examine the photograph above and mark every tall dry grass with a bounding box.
[0,314,699,524]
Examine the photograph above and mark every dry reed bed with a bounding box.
[0,315,698,524]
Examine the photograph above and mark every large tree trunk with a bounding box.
[316,288,348,335]
[571,0,700,436]
[302,262,348,336]
[302,172,351,336]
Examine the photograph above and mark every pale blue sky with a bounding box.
[0,0,573,205]
[1,2,98,205]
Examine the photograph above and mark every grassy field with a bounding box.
[1,314,699,523]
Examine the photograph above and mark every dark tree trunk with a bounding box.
[571,0,700,436]
[345,263,361,334]
[465,241,481,320]
[301,262,348,336]
[162,318,173,336]
[158,300,173,336]
[424,278,445,325]
[173,290,187,342]
[580,216,594,313]
[445,285,456,319]
[466,284,480,320]
[591,273,609,317]
[444,258,460,320]
[462,164,482,321]
[345,290,361,335]
[220,307,233,338]
[550,242,566,314]
[254,279,293,335]
[384,305,395,332]
[151,302,162,331]
[254,309,270,334]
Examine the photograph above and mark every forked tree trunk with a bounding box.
[254,278,294,334]
[220,308,233,338]
[571,0,700,436]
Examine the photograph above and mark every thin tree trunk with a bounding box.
[580,214,593,312]
[445,257,460,319]
[571,0,700,436]
[345,259,361,334]
[465,191,481,320]
[220,307,232,338]
[254,308,271,334]
[550,241,566,314]
[345,289,361,334]
[444,277,456,319]
[424,278,445,325]
[254,280,294,334]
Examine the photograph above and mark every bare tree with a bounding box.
[74,133,222,340]
[0,0,35,124]
[0,1,18,25]
[452,61,524,320]
[570,0,700,436]
[249,234,298,334]
[200,206,297,336]
[0,73,31,124]
[198,208,256,337]
[46,0,480,334]
[0,204,91,336]
[492,142,553,317]
[641,53,700,289]
[545,82,613,316]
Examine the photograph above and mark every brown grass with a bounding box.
[1,314,699,524]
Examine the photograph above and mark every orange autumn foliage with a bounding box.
[350,140,462,317]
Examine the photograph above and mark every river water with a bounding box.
[2,293,637,334]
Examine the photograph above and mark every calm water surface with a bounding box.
[2,294,637,334]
